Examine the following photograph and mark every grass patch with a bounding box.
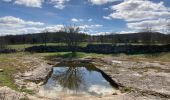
[36,52,112,61]
[20,88,34,95]
[0,53,33,91]
[44,52,87,60]
[0,72,17,90]
[20,98,29,100]
[7,42,88,51]
[121,87,133,93]
[7,43,66,51]
[0,53,19,90]
[111,52,170,62]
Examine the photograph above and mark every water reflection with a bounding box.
[52,64,85,91]
[39,62,114,97]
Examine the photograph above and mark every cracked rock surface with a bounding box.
[92,57,170,100]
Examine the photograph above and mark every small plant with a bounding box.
[20,88,34,95]
[20,97,29,100]
[121,87,133,93]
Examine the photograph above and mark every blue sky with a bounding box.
[0,0,170,35]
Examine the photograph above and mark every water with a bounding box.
[39,62,115,97]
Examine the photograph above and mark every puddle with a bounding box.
[38,62,116,98]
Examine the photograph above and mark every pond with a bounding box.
[38,62,116,98]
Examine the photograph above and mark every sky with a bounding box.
[0,0,170,35]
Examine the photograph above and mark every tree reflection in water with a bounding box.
[51,62,96,92]
[41,61,115,97]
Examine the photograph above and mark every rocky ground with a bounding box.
[91,57,170,100]
[0,54,170,100]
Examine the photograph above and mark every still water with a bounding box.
[39,62,115,97]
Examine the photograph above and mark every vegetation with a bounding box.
[1,32,169,46]
[62,25,84,52]
[0,54,18,90]
[0,53,34,91]
[1,26,169,54]
[0,37,7,50]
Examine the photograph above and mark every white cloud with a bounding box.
[88,19,93,22]
[71,18,84,22]
[14,0,44,8]
[0,25,65,35]
[127,18,170,32]
[0,29,27,35]
[0,16,46,35]
[2,0,12,2]
[103,7,109,10]
[44,25,64,32]
[103,16,111,20]
[0,16,103,35]
[88,0,120,5]
[118,30,136,34]
[78,24,103,34]
[0,24,103,35]
[79,24,103,30]
[45,24,103,34]
[104,0,170,33]
[0,16,44,28]
[19,25,64,34]
[2,0,69,9]
[93,31,112,35]
[106,0,170,21]
[49,0,70,9]
[71,18,93,22]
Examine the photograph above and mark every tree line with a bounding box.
[1,32,169,45]
[0,26,170,51]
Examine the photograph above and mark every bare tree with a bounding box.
[0,36,7,50]
[142,24,153,33]
[42,29,49,47]
[62,25,82,52]
[141,24,153,45]
[166,21,170,44]
[166,21,170,34]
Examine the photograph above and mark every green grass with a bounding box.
[121,87,133,93]
[7,42,89,51]
[0,72,17,90]
[7,42,169,50]
[0,53,33,91]
[7,43,67,51]
[20,88,34,95]
[35,52,112,61]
